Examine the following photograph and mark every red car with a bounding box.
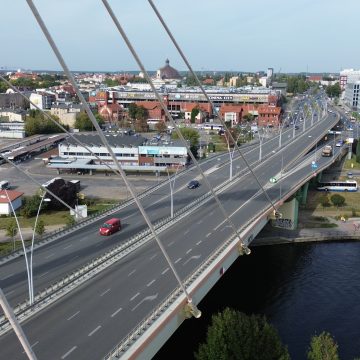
[99,218,121,236]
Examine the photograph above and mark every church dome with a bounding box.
[157,59,181,80]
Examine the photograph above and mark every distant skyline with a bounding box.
[1,0,359,74]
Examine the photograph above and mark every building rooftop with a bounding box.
[64,132,147,148]
[0,190,24,203]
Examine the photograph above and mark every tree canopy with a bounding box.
[195,308,290,360]
[172,127,200,146]
[326,83,341,98]
[25,110,65,136]
[330,194,345,207]
[307,332,339,360]
[74,112,104,131]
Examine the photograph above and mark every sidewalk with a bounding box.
[253,216,360,246]
[0,224,64,243]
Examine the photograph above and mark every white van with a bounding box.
[0,180,10,190]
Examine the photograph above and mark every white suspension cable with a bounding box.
[147,0,279,215]
[25,0,195,307]
[102,0,251,254]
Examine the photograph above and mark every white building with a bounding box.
[267,68,274,78]
[29,92,56,110]
[344,81,360,110]
[54,133,188,172]
[0,190,24,215]
[50,104,83,128]
[340,69,360,90]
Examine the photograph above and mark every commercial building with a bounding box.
[344,81,360,110]
[340,69,360,90]
[49,133,188,173]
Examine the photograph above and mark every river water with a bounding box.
[154,241,360,360]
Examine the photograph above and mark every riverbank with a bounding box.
[253,211,360,246]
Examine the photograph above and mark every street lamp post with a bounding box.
[166,166,180,218]
[225,132,241,181]
[29,194,51,304]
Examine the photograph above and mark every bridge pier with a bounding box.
[271,198,299,230]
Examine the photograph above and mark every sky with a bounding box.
[1,0,359,74]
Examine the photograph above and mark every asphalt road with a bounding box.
[0,102,342,359]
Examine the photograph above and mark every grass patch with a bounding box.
[0,198,120,230]
[319,223,338,228]
[343,154,360,170]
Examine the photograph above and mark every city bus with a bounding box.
[316,180,358,192]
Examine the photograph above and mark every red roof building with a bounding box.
[0,190,24,215]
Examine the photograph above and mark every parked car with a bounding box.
[187,180,200,189]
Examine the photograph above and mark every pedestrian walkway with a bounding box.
[253,216,360,246]
[0,224,64,244]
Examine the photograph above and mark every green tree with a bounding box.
[356,139,360,163]
[330,194,345,207]
[326,83,341,98]
[74,112,104,131]
[134,118,149,132]
[307,332,339,360]
[104,78,120,87]
[319,194,330,209]
[172,127,200,146]
[155,121,167,134]
[34,218,45,238]
[195,308,290,360]
[20,195,42,218]
[5,219,18,251]
[128,103,138,120]
[135,105,148,121]
[65,214,76,227]
[191,108,200,123]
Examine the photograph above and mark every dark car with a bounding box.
[187,180,200,189]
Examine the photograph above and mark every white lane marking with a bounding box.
[5,290,14,297]
[184,229,189,235]
[45,253,54,259]
[186,248,192,254]
[206,233,211,238]
[131,293,158,312]
[111,307,122,318]
[174,258,181,264]
[196,220,202,225]
[130,292,140,301]
[128,269,136,277]
[88,325,101,337]
[63,244,72,250]
[147,279,156,287]
[150,254,157,260]
[1,273,14,281]
[183,255,201,265]
[67,311,80,321]
[38,271,49,278]
[161,267,169,275]
[100,288,111,297]
[61,346,77,359]
[167,240,175,247]
[196,240,202,245]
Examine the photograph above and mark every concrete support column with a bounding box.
[271,198,299,230]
